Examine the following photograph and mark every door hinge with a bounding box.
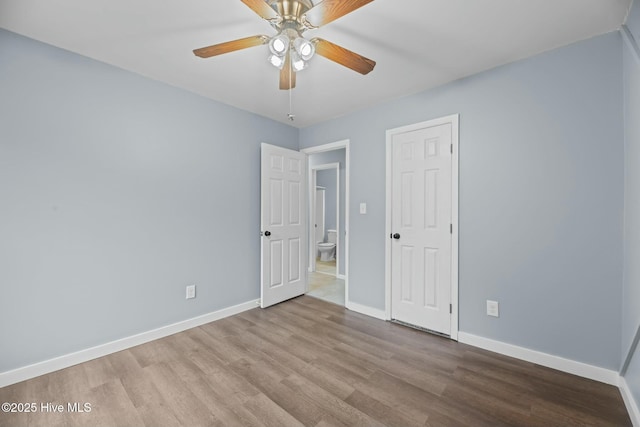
[450,224,453,234]
[450,304,452,314]
[450,144,453,154]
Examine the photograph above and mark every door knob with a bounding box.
[264,231,271,237]
[393,233,400,240]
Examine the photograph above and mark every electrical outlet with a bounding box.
[186,285,196,300]
[487,300,499,317]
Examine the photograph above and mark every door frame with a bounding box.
[384,115,459,340]
[310,163,340,276]
[302,139,350,303]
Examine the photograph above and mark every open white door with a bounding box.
[261,143,307,308]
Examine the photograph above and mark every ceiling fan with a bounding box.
[193,0,377,90]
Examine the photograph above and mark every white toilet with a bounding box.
[317,229,337,262]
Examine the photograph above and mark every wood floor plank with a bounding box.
[120,367,167,408]
[348,372,430,424]
[169,359,264,427]
[106,350,143,380]
[333,341,450,396]
[442,382,533,426]
[452,366,534,413]
[237,327,356,400]
[343,389,425,427]
[229,358,327,426]
[134,403,182,427]
[0,295,631,427]
[128,337,178,368]
[86,379,145,427]
[243,393,304,427]
[143,362,223,426]
[281,374,385,427]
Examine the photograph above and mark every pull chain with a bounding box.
[287,55,295,122]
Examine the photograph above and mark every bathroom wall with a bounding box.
[299,33,624,370]
[316,169,337,242]
[0,29,298,373]
[309,149,346,276]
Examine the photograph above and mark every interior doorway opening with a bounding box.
[302,140,350,307]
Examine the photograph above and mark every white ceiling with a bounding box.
[0,0,632,128]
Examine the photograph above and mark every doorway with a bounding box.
[302,140,350,306]
[385,115,459,340]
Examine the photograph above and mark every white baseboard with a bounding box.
[337,274,346,280]
[620,376,640,427]
[458,332,619,386]
[0,299,260,388]
[346,301,386,320]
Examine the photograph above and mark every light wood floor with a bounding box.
[0,296,631,427]
[308,272,345,306]
[315,259,336,275]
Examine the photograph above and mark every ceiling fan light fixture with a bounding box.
[268,54,285,69]
[290,50,308,72]
[293,37,315,61]
[269,34,289,56]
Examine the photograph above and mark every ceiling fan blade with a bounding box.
[303,0,374,27]
[279,52,296,90]
[240,0,280,21]
[193,35,269,58]
[312,38,376,75]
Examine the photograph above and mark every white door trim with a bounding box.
[385,115,459,340]
[302,140,350,304]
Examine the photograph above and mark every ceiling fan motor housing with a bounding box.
[268,0,314,26]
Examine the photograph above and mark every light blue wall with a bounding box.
[0,29,298,372]
[310,149,346,276]
[300,33,625,370]
[622,0,640,410]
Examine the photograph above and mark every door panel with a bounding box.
[269,240,283,288]
[391,123,452,335]
[289,181,301,225]
[289,238,301,282]
[261,143,307,308]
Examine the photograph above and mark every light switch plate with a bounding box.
[360,203,367,214]
[186,285,196,299]
[487,300,499,317]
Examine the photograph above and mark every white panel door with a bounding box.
[391,123,453,334]
[261,143,307,308]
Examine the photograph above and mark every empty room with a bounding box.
[1,0,639,426]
